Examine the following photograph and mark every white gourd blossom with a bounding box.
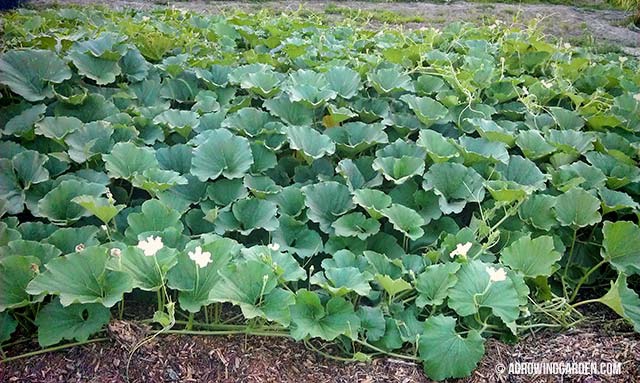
[75,243,85,252]
[634,93,640,102]
[268,243,280,251]
[137,236,164,257]
[188,246,212,268]
[110,248,122,257]
[450,242,472,259]
[486,266,507,283]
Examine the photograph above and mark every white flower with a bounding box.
[541,79,553,89]
[137,236,164,257]
[563,43,571,49]
[188,246,212,268]
[634,93,640,102]
[268,243,280,251]
[110,248,122,257]
[75,243,85,252]
[486,266,507,283]
[100,225,108,231]
[450,242,472,259]
[619,56,628,64]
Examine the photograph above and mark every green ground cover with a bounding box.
[0,6,639,380]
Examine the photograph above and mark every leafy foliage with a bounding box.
[0,6,639,381]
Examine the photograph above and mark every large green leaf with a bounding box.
[554,187,601,228]
[35,116,83,141]
[400,94,449,128]
[12,150,50,188]
[518,194,557,230]
[153,109,200,138]
[302,181,354,233]
[230,198,279,235]
[0,49,72,101]
[415,262,460,307]
[310,266,373,297]
[0,312,18,344]
[125,199,183,240]
[37,180,106,224]
[264,95,314,126]
[325,122,388,155]
[380,203,425,240]
[325,66,361,99]
[602,221,640,276]
[0,255,40,311]
[26,247,133,307]
[283,125,336,160]
[67,49,122,85]
[104,142,158,180]
[64,120,114,163]
[423,163,485,214]
[106,245,177,291]
[448,260,521,323]
[35,298,110,347]
[332,212,380,240]
[368,67,413,94]
[419,315,485,380]
[501,235,561,278]
[353,188,392,219]
[597,273,640,332]
[289,289,360,341]
[72,195,125,224]
[4,103,46,136]
[210,259,293,325]
[191,129,253,181]
[167,237,240,312]
[416,130,459,163]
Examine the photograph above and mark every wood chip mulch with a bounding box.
[1,315,639,383]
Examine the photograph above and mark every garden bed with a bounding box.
[1,3,640,382]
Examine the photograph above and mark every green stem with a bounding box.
[562,228,578,281]
[157,290,163,312]
[118,296,125,320]
[569,259,607,302]
[571,298,601,309]
[186,313,194,330]
[171,320,275,330]
[304,340,358,362]
[353,339,421,362]
[214,303,221,324]
[163,329,290,337]
[1,338,108,364]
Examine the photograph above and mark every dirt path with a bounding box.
[29,0,640,51]
[1,315,639,382]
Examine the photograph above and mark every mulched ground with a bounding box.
[2,310,639,383]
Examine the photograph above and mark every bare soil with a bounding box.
[28,0,640,53]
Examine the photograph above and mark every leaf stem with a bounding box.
[163,329,290,337]
[303,340,358,362]
[562,228,578,282]
[0,338,108,364]
[571,298,601,309]
[353,339,421,362]
[569,259,607,302]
